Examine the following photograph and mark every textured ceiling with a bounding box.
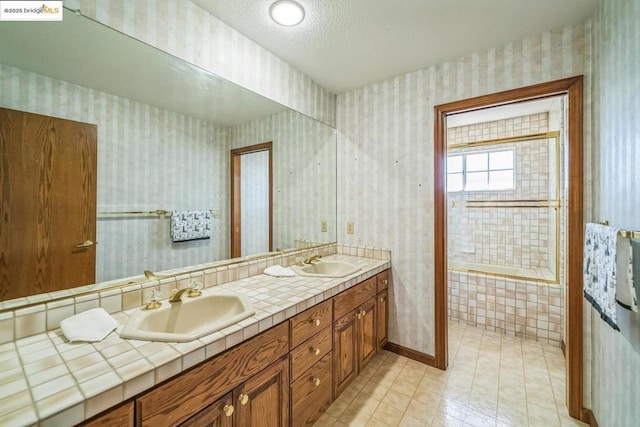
[191,0,598,94]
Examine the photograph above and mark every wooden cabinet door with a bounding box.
[357,297,377,370]
[376,290,389,351]
[180,393,233,427]
[0,107,97,300]
[333,311,357,397]
[235,356,289,427]
[81,402,133,427]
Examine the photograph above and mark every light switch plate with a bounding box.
[347,222,354,234]
[321,220,327,232]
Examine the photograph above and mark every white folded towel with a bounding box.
[60,308,118,342]
[264,265,296,277]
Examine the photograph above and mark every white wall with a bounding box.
[587,0,640,424]
[336,23,588,355]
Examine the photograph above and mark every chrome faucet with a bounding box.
[304,254,322,264]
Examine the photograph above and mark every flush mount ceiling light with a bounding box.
[270,0,305,26]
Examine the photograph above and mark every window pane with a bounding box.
[466,153,488,172]
[489,170,514,189]
[465,171,488,190]
[489,150,514,170]
[447,173,463,192]
[447,155,463,173]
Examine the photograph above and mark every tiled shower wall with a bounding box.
[447,113,564,346]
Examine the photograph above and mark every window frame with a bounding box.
[446,148,516,193]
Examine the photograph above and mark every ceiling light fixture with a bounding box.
[269,0,305,26]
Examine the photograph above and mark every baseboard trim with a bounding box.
[384,342,436,368]
[581,408,599,427]
[560,339,566,357]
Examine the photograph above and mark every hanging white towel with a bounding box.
[264,265,296,277]
[171,211,211,242]
[583,223,622,330]
[60,308,118,342]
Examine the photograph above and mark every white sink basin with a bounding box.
[120,290,255,342]
[292,260,361,278]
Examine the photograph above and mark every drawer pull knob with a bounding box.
[379,297,385,303]
[361,309,367,317]
[223,404,234,416]
[356,312,361,319]
[312,377,321,386]
[311,347,320,355]
[383,279,388,285]
[311,318,321,326]
[238,393,249,405]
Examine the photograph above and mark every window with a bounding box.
[447,149,514,192]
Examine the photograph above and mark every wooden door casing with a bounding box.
[0,107,97,300]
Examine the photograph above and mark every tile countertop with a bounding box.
[0,254,390,426]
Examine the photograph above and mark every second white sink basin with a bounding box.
[292,260,361,278]
[120,290,255,342]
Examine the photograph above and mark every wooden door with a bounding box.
[0,107,96,300]
[230,142,273,258]
[358,297,377,370]
[235,356,289,427]
[333,312,357,397]
[180,392,234,427]
[376,290,389,351]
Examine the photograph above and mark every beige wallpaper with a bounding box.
[0,64,230,282]
[587,0,640,425]
[66,0,336,127]
[336,23,588,356]
[229,109,337,250]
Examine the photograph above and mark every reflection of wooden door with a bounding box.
[230,142,273,258]
[0,107,97,300]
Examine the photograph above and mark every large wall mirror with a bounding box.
[0,10,336,306]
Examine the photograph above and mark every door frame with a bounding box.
[230,142,273,258]
[433,76,585,421]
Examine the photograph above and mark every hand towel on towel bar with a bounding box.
[583,223,630,330]
[171,211,211,242]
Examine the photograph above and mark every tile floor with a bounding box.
[314,320,588,426]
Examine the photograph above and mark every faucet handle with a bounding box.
[188,280,203,297]
[144,290,162,310]
[295,256,305,267]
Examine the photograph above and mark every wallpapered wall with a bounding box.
[588,0,640,425]
[336,23,588,356]
[0,64,230,282]
[66,0,337,127]
[229,109,337,250]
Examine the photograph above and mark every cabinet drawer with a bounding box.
[290,299,332,348]
[291,353,333,427]
[290,326,332,381]
[377,270,389,293]
[334,277,377,320]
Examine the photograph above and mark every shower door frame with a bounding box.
[433,76,586,422]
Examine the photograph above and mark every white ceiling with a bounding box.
[191,0,598,94]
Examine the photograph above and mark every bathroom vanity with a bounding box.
[82,268,390,427]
